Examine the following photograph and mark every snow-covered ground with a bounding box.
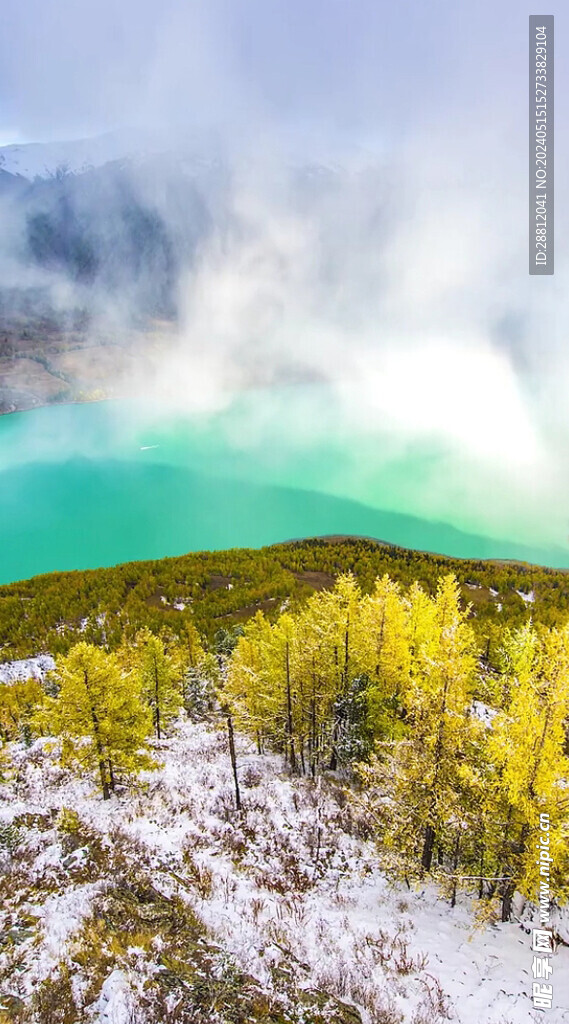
[0,654,55,685]
[1,719,567,1023]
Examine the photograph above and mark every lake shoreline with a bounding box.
[0,393,108,418]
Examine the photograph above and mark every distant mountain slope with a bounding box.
[0,132,355,327]
[0,167,28,193]
[0,139,355,411]
[1,152,225,319]
[0,129,150,180]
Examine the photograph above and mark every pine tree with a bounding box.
[358,575,410,741]
[302,574,362,769]
[267,612,299,770]
[224,612,283,753]
[292,593,343,773]
[0,678,45,743]
[128,629,184,739]
[180,621,206,670]
[52,642,152,798]
[380,575,478,875]
[486,622,569,919]
[183,652,219,719]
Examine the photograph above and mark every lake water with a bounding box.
[0,387,568,584]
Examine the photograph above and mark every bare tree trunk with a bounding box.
[85,672,110,800]
[328,731,338,771]
[478,844,485,899]
[311,694,317,777]
[154,652,161,740]
[450,833,460,907]
[98,760,110,800]
[226,711,241,811]
[421,672,451,873]
[299,737,306,775]
[421,824,436,873]
[501,883,515,922]
[284,643,298,770]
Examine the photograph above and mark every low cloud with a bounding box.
[1,0,568,551]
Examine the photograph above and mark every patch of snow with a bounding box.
[36,883,102,980]
[92,969,136,1024]
[516,590,535,604]
[472,701,498,726]
[0,654,55,685]
[551,905,569,947]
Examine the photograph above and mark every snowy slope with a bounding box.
[0,654,55,684]
[1,719,567,1024]
[0,129,226,181]
[0,130,149,180]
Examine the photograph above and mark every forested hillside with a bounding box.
[1,536,568,663]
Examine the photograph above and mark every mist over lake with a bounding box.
[1,387,568,585]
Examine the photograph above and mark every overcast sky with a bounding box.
[1,0,566,150]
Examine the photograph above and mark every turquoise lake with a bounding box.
[0,387,568,584]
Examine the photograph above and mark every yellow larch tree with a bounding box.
[52,641,152,798]
[487,621,569,919]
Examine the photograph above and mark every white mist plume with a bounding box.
[112,110,568,548]
[2,0,568,551]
